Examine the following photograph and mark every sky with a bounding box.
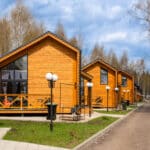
[0,0,150,70]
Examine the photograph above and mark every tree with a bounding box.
[119,51,129,70]
[10,0,45,49]
[55,22,67,40]
[135,59,145,86]
[69,34,83,49]
[90,43,105,61]
[106,49,119,68]
[0,17,11,56]
[132,0,150,37]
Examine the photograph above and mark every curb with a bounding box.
[0,128,11,139]
[73,107,139,150]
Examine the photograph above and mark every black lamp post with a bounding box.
[106,85,110,112]
[86,82,93,117]
[45,72,58,131]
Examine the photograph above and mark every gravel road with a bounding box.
[85,102,150,150]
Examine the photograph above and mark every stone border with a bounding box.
[73,107,139,150]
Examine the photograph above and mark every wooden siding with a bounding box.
[117,71,134,104]
[27,38,79,112]
[83,62,117,108]
[0,32,80,114]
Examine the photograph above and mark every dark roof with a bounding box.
[118,70,133,79]
[81,71,93,80]
[82,58,117,72]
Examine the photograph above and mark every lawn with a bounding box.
[95,106,136,115]
[0,116,117,148]
[95,110,131,115]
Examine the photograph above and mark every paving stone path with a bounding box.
[84,102,150,150]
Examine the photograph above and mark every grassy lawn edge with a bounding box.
[0,116,118,148]
[95,105,137,115]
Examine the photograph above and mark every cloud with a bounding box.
[0,0,150,70]
[99,32,127,42]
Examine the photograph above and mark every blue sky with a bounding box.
[0,0,150,70]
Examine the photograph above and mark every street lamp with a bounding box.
[115,87,119,108]
[86,82,93,117]
[106,85,110,112]
[45,72,58,131]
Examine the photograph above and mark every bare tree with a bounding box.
[135,59,145,86]
[0,17,11,56]
[132,0,150,36]
[90,43,105,61]
[119,51,129,70]
[10,0,45,48]
[55,22,67,40]
[106,49,119,68]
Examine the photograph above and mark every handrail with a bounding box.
[0,94,51,109]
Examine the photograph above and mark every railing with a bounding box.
[81,96,103,107]
[0,94,50,110]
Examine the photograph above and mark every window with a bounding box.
[122,76,127,86]
[100,68,108,84]
[0,55,27,94]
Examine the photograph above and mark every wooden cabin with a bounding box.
[117,70,134,104]
[134,84,143,102]
[82,59,117,108]
[0,31,81,114]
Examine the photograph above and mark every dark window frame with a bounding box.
[100,68,108,85]
[122,76,127,87]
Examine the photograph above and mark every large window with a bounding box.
[0,55,27,94]
[100,68,108,84]
[122,76,127,86]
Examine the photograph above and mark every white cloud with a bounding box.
[109,5,123,19]
[99,32,127,42]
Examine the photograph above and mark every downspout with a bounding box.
[79,50,82,106]
[115,70,118,108]
[132,76,135,104]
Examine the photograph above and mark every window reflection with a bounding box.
[122,76,127,86]
[0,55,27,94]
[100,68,108,84]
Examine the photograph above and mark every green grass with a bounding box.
[128,105,137,109]
[95,108,133,115]
[0,116,117,148]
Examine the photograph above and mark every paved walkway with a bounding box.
[84,102,150,150]
[0,111,125,123]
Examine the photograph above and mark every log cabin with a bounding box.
[134,84,143,102]
[117,70,134,104]
[82,59,118,108]
[0,31,82,114]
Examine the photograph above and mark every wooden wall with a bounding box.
[27,37,79,112]
[117,72,134,104]
[83,63,117,108]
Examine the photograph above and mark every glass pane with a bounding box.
[0,55,28,94]
[122,76,127,86]
[2,70,14,80]
[101,69,108,84]
[15,70,27,80]
[1,82,7,94]
[14,55,27,70]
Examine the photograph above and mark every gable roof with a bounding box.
[81,71,93,81]
[82,59,117,72]
[118,70,133,79]
[0,31,80,68]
